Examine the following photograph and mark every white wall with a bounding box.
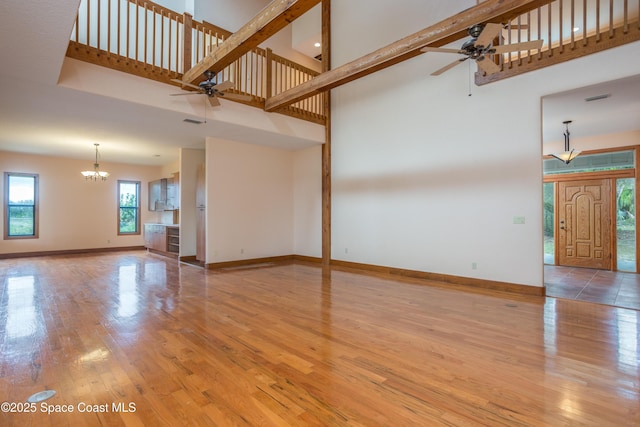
[205,138,295,263]
[0,151,161,254]
[331,0,640,288]
[293,145,322,258]
[179,148,205,256]
[545,130,640,154]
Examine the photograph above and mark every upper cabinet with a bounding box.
[149,175,180,211]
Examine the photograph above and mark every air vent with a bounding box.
[183,118,204,124]
[585,94,611,102]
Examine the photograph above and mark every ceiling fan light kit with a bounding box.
[551,120,581,165]
[421,22,543,78]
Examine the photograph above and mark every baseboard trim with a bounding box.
[330,259,546,297]
[204,254,543,297]
[0,246,146,259]
[206,255,296,269]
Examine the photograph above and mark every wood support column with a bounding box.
[321,0,331,265]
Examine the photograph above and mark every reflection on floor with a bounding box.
[545,264,640,310]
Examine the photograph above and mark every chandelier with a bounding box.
[550,120,580,164]
[81,143,110,181]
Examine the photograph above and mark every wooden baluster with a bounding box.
[135,0,139,62]
[108,0,112,56]
[537,7,542,59]
[609,0,614,38]
[559,0,563,53]
[87,0,91,47]
[547,3,552,57]
[527,12,531,63]
[117,0,121,56]
[152,6,156,68]
[596,0,601,41]
[126,0,130,59]
[98,0,101,51]
[570,0,576,50]
[74,5,78,42]
[623,0,628,33]
[167,13,172,72]
[143,2,148,64]
[160,11,164,70]
[583,0,587,46]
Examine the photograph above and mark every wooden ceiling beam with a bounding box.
[265,0,552,112]
[182,0,321,83]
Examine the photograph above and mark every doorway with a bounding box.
[543,149,637,273]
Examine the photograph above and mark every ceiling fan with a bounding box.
[170,70,252,107]
[421,23,543,76]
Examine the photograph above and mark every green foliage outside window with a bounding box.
[119,182,139,234]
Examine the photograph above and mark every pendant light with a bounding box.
[551,120,580,164]
[81,143,110,180]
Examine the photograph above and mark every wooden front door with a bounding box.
[558,179,611,269]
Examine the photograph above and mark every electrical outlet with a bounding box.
[472,262,477,270]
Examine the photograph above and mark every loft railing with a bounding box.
[67,0,325,125]
[476,0,640,84]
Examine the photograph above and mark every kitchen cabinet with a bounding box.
[144,224,179,258]
[149,175,179,211]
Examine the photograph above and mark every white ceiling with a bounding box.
[542,73,640,146]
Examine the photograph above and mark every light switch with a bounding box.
[513,216,526,224]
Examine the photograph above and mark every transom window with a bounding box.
[544,150,634,175]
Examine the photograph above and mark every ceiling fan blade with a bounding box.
[214,80,235,92]
[492,39,543,54]
[170,78,202,91]
[476,57,501,75]
[219,92,253,102]
[420,47,464,54]
[475,22,502,47]
[170,93,202,96]
[208,95,221,107]
[431,57,468,76]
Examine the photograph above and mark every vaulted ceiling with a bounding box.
[0,0,638,166]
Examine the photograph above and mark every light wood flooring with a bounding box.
[1,251,639,426]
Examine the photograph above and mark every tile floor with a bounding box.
[545,264,640,310]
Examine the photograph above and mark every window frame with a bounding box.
[117,180,141,236]
[4,172,39,240]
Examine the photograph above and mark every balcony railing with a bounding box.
[67,0,325,125]
[476,0,640,84]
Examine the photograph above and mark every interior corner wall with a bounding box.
[205,137,294,263]
[0,151,162,255]
[331,0,640,288]
[293,145,322,258]
[179,148,205,257]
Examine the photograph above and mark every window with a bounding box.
[4,172,38,239]
[118,180,140,235]
[616,178,636,272]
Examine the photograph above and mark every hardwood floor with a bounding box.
[1,251,638,426]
